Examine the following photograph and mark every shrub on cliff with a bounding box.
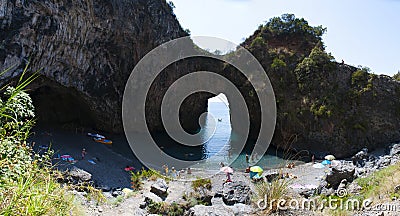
[266,14,326,40]
[393,71,400,81]
[295,45,336,92]
[0,68,76,215]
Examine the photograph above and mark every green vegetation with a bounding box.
[191,177,212,191]
[0,67,79,215]
[320,162,400,216]
[147,200,185,216]
[270,57,287,71]
[357,162,400,202]
[351,69,368,86]
[393,71,400,81]
[351,67,376,96]
[265,14,326,40]
[295,45,335,75]
[253,179,290,213]
[310,103,332,117]
[130,168,165,191]
[250,36,266,48]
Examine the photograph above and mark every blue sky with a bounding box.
[171,0,400,76]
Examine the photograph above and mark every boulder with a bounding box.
[325,165,355,189]
[227,203,254,215]
[185,205,234,216]
[133,209,148,216]
[299,188,317,198]
[394,185,400,193]
[352,148,369,167]
[198,191,213,206]
[112,190,124,197]
[68,166,92,182]
[376,155,392,168]
[215,181,251,205]
[150,178,168,199]
[337,179,347,190]
[140,192,163,209]
[264,172,280,182]
[99,185,111,192]
[388,143,400,156]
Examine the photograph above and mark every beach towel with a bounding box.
[312,163,325,168]
[290,184,304,189]
[305,184,318,189]
[61,155,72,161]
[124,166,135,171]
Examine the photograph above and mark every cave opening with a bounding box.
[29,80,96,130]
[201,93,232,158]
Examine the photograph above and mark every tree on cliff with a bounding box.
[394,71,400,81]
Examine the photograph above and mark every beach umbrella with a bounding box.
[321,160,332,165]
[220,166,234,173]
[324,155,336,161]
[250,166,263,173]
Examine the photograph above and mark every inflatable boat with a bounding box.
[87,133,105,139]
[93,137,113,145]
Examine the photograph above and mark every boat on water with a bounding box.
[87,133,105,139]
[93,137,113,145]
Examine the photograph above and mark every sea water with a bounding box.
[190,101,293,171]
[104,101,298,171]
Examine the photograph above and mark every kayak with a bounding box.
[94,137,113,145]
[87,133,105,139]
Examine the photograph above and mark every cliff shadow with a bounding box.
[28,77,96,131]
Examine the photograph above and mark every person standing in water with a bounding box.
[81,148,87,159]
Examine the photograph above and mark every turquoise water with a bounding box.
[146,101,295,171]
[110,101,297,171]
[191,101,292,170]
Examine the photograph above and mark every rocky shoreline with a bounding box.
[58,142,400,216]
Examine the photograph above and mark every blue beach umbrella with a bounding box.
[321,160,332,165]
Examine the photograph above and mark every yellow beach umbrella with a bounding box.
[250,166,263,173]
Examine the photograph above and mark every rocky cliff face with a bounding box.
[0,0,188,131]
[1,5,399,159]
[238,14,400,158]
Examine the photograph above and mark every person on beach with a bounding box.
[162,164,169,176]
[81,148,87,159]
[224,172,232,184]
[187,167,192,174]
[171,167,177,178]
[311,154,315,164]
[220,162,225,167]
[245,153,249,164]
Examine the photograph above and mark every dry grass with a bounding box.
[357,161,400,202]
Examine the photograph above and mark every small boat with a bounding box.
[94,137,113,145]
[87,133,105,139]
[218,118,222,122]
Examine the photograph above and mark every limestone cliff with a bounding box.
[1,5,399,159]
[239,14,400,157]
[0,0,188,131]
